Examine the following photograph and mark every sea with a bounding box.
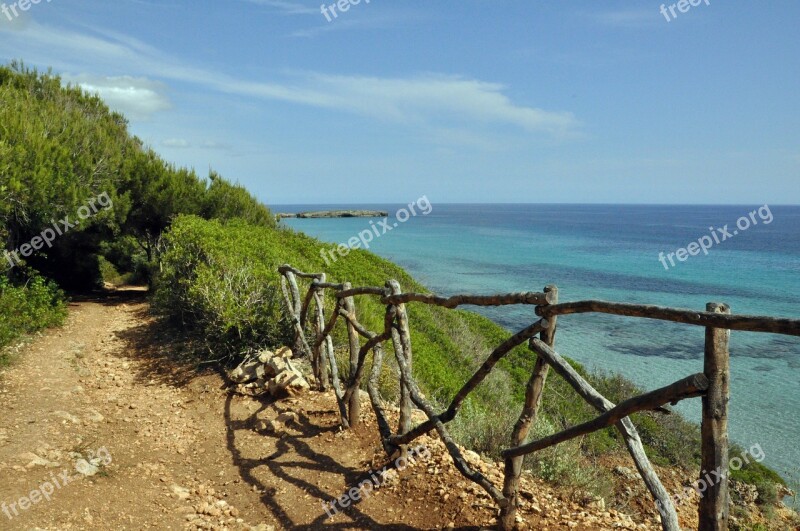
[278,204,800,483]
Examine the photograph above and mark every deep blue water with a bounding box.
[278,204,800,480]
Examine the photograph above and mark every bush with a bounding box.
[0,271,67,355]
[729,443,786,506]
[153,216,291,358]
[526,416,615,502]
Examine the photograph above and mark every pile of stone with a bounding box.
[229,346,310,397]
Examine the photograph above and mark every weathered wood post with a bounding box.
[279,269,312,362]
[699,302,731,530]
[387,280,413,436]
[312,274,330,391]
[500,285,558,529]
[284,269,303,348]
[342,282,362,426]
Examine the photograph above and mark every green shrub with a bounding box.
[0,271,67,355]
[729,443,786,506]
[525,416,615,502]
[153,216,291,358]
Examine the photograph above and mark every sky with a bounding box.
[0,0,798,205]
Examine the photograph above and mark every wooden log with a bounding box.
[382,291,554,309]
[538,300,800,336]
[503,373,708,458]
[278,264,324,279]
[501,285,558,530]
[699,303,731,531]
[337,309,374,339]
[342,282,362,427]
[388,325,505,504]
[342,305,395,407]
[336,286,389,298]
[528,338,681,531]
[283,269,313,370]
[280,275,313,359]
[284,271,303,323]
[315,288,348,427]
[387,280,414,435]
[300,287,315,329]
[367,343,393,448]
[312,284,330,391]
[387,319,548,448]
[313,281,346,290]
[314,300,342,349]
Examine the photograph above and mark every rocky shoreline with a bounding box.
[277,209,388,219]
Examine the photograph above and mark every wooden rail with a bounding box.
[277,263,800,530]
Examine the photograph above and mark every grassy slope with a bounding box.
[156,216,703,467]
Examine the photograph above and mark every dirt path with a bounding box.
[0,292,662,530]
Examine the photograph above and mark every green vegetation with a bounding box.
[0,61,790,524]
[0,271,67,362]
[149,216,710,486]
[0,62,273,346]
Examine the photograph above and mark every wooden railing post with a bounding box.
[312,274,330,391]
[342,282,362,427]
[500,285,558,529]
[699,302,731,530]
[387,280,413,436]
[279,270,313,362]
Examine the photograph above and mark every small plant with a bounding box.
[0,270,67,350]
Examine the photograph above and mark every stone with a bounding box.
[171,485,192,500]
[75,458,100,476]
[256,350,274,364]
[19,452,53,468]
[268,368,310,397]
[53,410,80,424]
[274,346,292,359]
[229,358,262,384]
[85,409,105,423]
[276,411,298,425]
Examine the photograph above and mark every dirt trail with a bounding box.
[0,291,663,530]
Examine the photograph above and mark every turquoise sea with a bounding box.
[279,204,800,482]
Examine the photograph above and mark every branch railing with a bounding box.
[277,264,800,531]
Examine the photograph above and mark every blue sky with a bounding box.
[0,0,798,204]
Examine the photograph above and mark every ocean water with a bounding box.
[279,204,800,481]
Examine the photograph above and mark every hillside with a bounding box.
[1,63,796,529]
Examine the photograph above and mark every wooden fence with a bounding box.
[278,264,800,531]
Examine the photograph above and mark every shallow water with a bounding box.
[280,204,800,481]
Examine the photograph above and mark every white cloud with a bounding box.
[241,0,318,15]
[0,21,580,139]
[161,139,232,151]
[62,74,171,119]
[162,138,190,148]
[582,9,658,28]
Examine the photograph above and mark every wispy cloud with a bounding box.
[62,74,171,119]
[162,138,190,148]
[162,139,232,151]
[582,8,658,29]
[241,0,318,15]
[0,21,579,140]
